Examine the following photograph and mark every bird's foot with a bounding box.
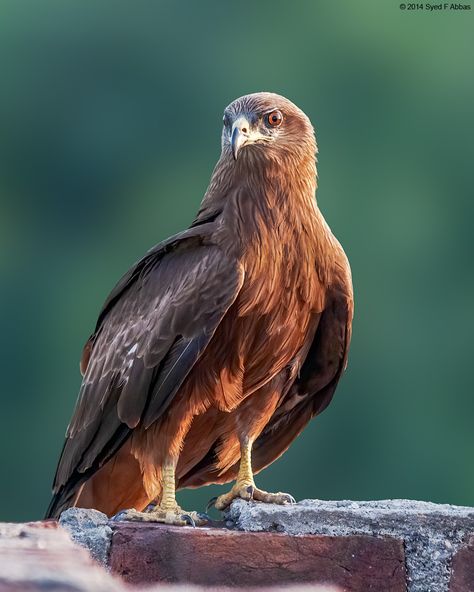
[115,504,208,527]
[211,482,296,511]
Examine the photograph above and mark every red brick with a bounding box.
[450,535,474,592]
[0,521,123,592]
[110,523,406,591]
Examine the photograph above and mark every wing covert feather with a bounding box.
[49,231,243,512]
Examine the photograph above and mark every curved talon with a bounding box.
[144,503,157,513]
[112,507,208,527]
[111,510,131,522]
[214,485,296,509]
[206,496,218,512]
[182,514,196,527]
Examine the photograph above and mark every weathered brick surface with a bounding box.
[228,499,474,592]
[109,522,406,591]
[0,521,123,592]
[450,535,474,592]
[2,499,474,591]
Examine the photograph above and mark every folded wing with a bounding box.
[46,224,243,518]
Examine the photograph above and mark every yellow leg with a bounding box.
[160,462,179,511]
[234,437,255,489]
[119,459,207,526]
[214,438,296,511]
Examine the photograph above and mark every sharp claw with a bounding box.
[246,485,255,499]
[286,495,296,504]
[206,496,218,512]
[111,510,129,522]
[144,503,157,512]
[197,512,210,522]
[182,514,196,527]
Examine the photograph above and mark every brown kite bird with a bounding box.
[46,92,353,525]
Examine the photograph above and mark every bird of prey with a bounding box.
[46,92,353,526]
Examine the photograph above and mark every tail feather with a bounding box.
[46,424,131,519]
[45,480,84,520]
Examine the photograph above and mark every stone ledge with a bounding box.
[59,507,112,566]
[0,521,123,592]
[226,499,474,592]
[0,517,342,592]
[1,499,474,591]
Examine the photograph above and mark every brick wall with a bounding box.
[1,499,474,591]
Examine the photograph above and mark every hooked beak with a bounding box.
[231,116,251,160]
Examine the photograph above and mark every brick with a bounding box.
[109,522,406,591]
[450,535,474,592]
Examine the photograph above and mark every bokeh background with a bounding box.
[0,0,473,522]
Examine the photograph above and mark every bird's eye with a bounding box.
[266,110,283,128]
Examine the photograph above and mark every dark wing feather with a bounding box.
[46,225,243,518]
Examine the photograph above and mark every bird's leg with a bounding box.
[213,437,295,511]
[120,459,207,526]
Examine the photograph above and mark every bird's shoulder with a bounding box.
[80,220,241,376]
[97,222,218,324]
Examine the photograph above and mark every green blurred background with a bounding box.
[0,0,473,522]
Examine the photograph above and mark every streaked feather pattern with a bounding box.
[46,92,353,519]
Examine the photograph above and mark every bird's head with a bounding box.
[221,92,317,167]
